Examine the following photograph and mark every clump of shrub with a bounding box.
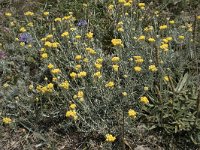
[0,0,200,149]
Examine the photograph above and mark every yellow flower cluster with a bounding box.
[134,66,142,72]
[159,25,168,30]
[149,65,158,72]
[5,12,12,17]
[105,81,115,88]
[138,35,145,41]
[44,41,60,48]
[163,75,170,82]
[36,83,54,93]
[77,71,87,78]
[74,91,84,101]
[20,27,26,32]
[140,96,149,104]
[86,32,93,39]
[128,109,137,118]
[24,11,34,16]
[86,47,96,55]
[3,117,12,124]
[117,21,124,32]
[105,134,116,142]
[133,56,144,64]
[61,31,69,37]
[59,80,70,89]
[138,3,145,9]
[66,110,78,120]
[93,71,102,78]
[111,39,123,47]
[66,101,77,120]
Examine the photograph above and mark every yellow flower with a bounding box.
[128,109,137,118]
[134,66,142,72]
[163,75,170,81]
[28,44,32,48]
[105,134,116,142]
[27,22,33,27]
[41,53,48,59]
[138,35,145,41]
[75,55,82,61]
[75,35,81,39]
[140,96,149,104]
[29,84,34,90]
[138,3,145,7]
[144,86,149,91]
[44,41,52,47]
[111,57,120,63]
[117,27,124,32]
[75,64,81,71]
[70,103,76,109]
[54,17,62,22]
[70,72,77,79]
[118,0,126,4]
[117,21,123,26]
[66,110,78,120]
[59,80,69,89]
[169,20,175,24]
[134,58,144,64]
[77,91,84,98]
[20,42,25,47]
[112,65,119,72]
[51,68,61,74]
[148,38,156,42]
[105,81,115,88]
[133,56,141,59]
[10,22,15,27]
[138,3,145,9]
[24,11,34,16]
[3,117,12,124]
[86,32,93,39]
[159,25,168,30]
[52,42,60,48]
[40,48,46,52]
[5,12,12,17]
[166,37,173,41]
[62,15,72,21]
[149,65,158,72]
[124,2,131,7]
[83,58,89,63]
[43,12,49,16]
[70,27,76,31]
[122,92,128,96]
[197,16,200,20]
[61,31,69,37]
[46,34,53,39]
[178,35,185,40]
[52,77,57,82]
[111,39,123,46]
[95,63,102,70]
[96,58,103,63]
[108,4,114,10]
[46,83,54,92]
[48,63,54,69]
[160,43,169,52]
[20,27,26,32]
[77,71,87,78]
[93,71,102,78]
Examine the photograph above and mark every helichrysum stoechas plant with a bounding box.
[1,0,200,148]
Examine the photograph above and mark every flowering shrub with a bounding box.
[0,0,200,149]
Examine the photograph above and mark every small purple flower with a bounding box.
[19,32,33,44]
[0,51,6,59]
[77,19,87,27]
